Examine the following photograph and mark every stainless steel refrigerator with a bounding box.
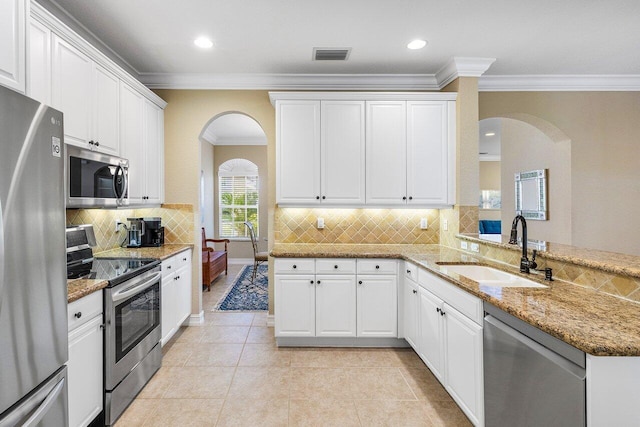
[0,85,68,426]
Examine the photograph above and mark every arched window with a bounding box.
[218,158,259,238]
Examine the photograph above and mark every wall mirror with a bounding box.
[515,169,547,220]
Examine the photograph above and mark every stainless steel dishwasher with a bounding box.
[483,303,586,427]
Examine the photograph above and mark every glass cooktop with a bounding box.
[67,257,160,287]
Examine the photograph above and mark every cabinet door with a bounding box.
[52,35,92,148]
[161,272,177,346]
[68,315,103,427]
[321,100,365,204]
[365,101,407,205]
[175,264,191,327]
[403,277,419,349]
[27,18,51,104]
[275,274,316,337]
[356,275,397,337]
[119,82,145,203]
[0,0,25,92]
[407,101,449,205]
[93,65,119,155]
[315,275,357,337]
[443,303,484,426]
[144,100,163,204]
[418,287,444,381]
[276,100,321,204]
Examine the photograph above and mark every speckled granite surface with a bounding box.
[271,243,640,356]
[96,244,193,261]
[459,233,640,279]
[67,279,108,303]
[66,244,194,302]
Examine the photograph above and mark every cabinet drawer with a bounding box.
[357,259,397,275]
[418,268,483,325]
[274,258,315,274]
[175,250,191,269]
[161,257,176,278]
[404,261,418,282]
[315,259,356,274]
[68,291,103,332]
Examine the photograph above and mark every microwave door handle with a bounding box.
[112,272,161,303]
[113,164,128,205]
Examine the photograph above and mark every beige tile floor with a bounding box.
[116,264,472,427]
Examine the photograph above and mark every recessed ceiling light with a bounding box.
[485,132,496,136]
[407,39,427,50]
[194,37,213,49]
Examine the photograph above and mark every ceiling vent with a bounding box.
[313,48,351,61]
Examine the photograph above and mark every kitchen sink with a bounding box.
[439,264,548,288]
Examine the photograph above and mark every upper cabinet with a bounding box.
[271,92,456,208]
[0,0,26,93]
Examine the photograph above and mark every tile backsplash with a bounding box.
[274,208,439,244]
[66,204,194,253]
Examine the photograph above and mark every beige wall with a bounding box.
[213,145,269,260]
[480,161,500,190]
[480,92,640,255]
[201,140,215,236]
[156,90,276,316]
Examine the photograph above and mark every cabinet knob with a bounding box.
[406,269,411,273]
[322,196,326,200]
[310,280,314,284]
[316,196,320,200]
[183,257,187,261]
[317,280,321,285]
[412,289,417,294]
[375,265,380,269]
[408,196,413,201]
[436,307,440,313]
[402,196,407,200]
[167,265,172,269]
[440,310,445,316]
[74,312,82,319]
[95,141,100,147]
[88,140,94,145]
[358,280,363,285]
[292,265,297,269]
[334,265,338,269]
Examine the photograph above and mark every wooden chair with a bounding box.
[202,227,229,291]
[244,221,268,282]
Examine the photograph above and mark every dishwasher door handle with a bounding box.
[485,315,586,380]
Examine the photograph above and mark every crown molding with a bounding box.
[436,57,497,88]
[479,75,640,91]
[139,73,441,90]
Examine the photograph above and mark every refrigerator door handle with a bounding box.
[0,374,65,427]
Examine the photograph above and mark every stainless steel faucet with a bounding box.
[509,215,537,273]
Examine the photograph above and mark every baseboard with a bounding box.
[188,311,204,325]
[267,314,275,327]
[275,336,410,348]
[229,258,253,265]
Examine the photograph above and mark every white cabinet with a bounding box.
[365,101,407,204]
[161,249,192,345]
[320,100,366,204]
[402,265,419,350]
[119,81,145,202]
[52,35,119,155]
[276,100,320,204]
[67,291,103,427]
[143,100,164,204]
[27,18,51,104]
[0,0,26,92]
[274,258,395,339]
[416,268,484,426]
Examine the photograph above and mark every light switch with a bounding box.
[317,217,325,229]
[443,219,449,231]
[420,218,428,229]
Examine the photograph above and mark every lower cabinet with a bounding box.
[274,258,396,338]
[161,249,192,345]
[67,291,103,427]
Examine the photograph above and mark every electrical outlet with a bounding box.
[461,241,468,250]
[115,219,122,232]
[443,219,448,231]
[317,217,325,229]
[420,218,428,229]
[470,243,480,253]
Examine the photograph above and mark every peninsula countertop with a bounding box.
[270,243,640,356]
[67,244,194,303]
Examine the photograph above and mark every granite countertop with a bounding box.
[270,243,640,356]
[67,244,194,302]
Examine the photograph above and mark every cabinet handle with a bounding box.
[292,265,297,269]
[402,196,407,200]
[316,196,320,200]
[99,324,105,330]
[375,265,380,269]
[334,265,338,269]
[412,289,417,294]
[436,307,440,313]
[440,310,445,316]
[358,280,363,285]
[74,312,82,319]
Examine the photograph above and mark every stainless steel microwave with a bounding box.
[66,146,129,208]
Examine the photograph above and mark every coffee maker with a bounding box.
[142,217,164,247]
[126,218,145,247]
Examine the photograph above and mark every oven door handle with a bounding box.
[112,271,162,303]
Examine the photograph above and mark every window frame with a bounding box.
[218,173,259,239]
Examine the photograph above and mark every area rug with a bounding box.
[214,264,268,311]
